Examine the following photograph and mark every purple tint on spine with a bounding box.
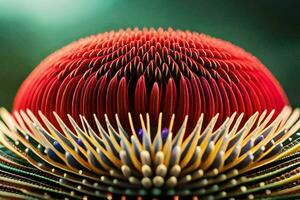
[77,138,84,148]
[138,129,144,141]
[161,128,169,141]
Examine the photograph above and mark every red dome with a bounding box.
[13,28,288,133]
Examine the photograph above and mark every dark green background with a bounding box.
[0,0,299,109]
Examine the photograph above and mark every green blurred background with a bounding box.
[0,0,299,109]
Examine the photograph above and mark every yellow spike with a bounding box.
[181,147,202,175]
[155,113,163,139]
[146,113,151,136]
[79,114,88,134]
[256,110,267,126]
[139,114,147,135]
[277,107,293,130]
[162,132,172,167]
[180,114,203,169]
[202,114,236,170]
[0,108,17,132]
[224,112,258,161]
[249,117,300,170]
[172,115,188,147]
[93,113,114,151]
[243,110,274,144]
[283,108,300,129]
[169,114,175,133]
[3,119,74,174]
[104,114,122,151]
[68,114,120,170]
[0,125,24,158]
[127,113,144,150]
[152,113,163,153]
[181,114,203,149]
[199,114,219,156]
[210,112,235,144]
[128,113,137,136]
[13,110,29,133]
[25,109,45,141]
[55,113,104,176]
[0,120,18,142]
[115,114,142,171]
[40,112,93,171]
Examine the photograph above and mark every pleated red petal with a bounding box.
[13,28,289,135]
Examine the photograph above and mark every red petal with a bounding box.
[117,77,129,128]
[149,82,160,124]
[134,75,147,115]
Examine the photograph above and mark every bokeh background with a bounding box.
[0,0,299,109]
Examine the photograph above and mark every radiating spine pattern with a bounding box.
[0,107,300,199]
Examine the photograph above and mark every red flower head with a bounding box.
[2,28,300,199]
[13,28,288,134]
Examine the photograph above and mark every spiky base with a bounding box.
[0,107,300,199]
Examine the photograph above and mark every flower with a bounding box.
[0,28,299,200]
